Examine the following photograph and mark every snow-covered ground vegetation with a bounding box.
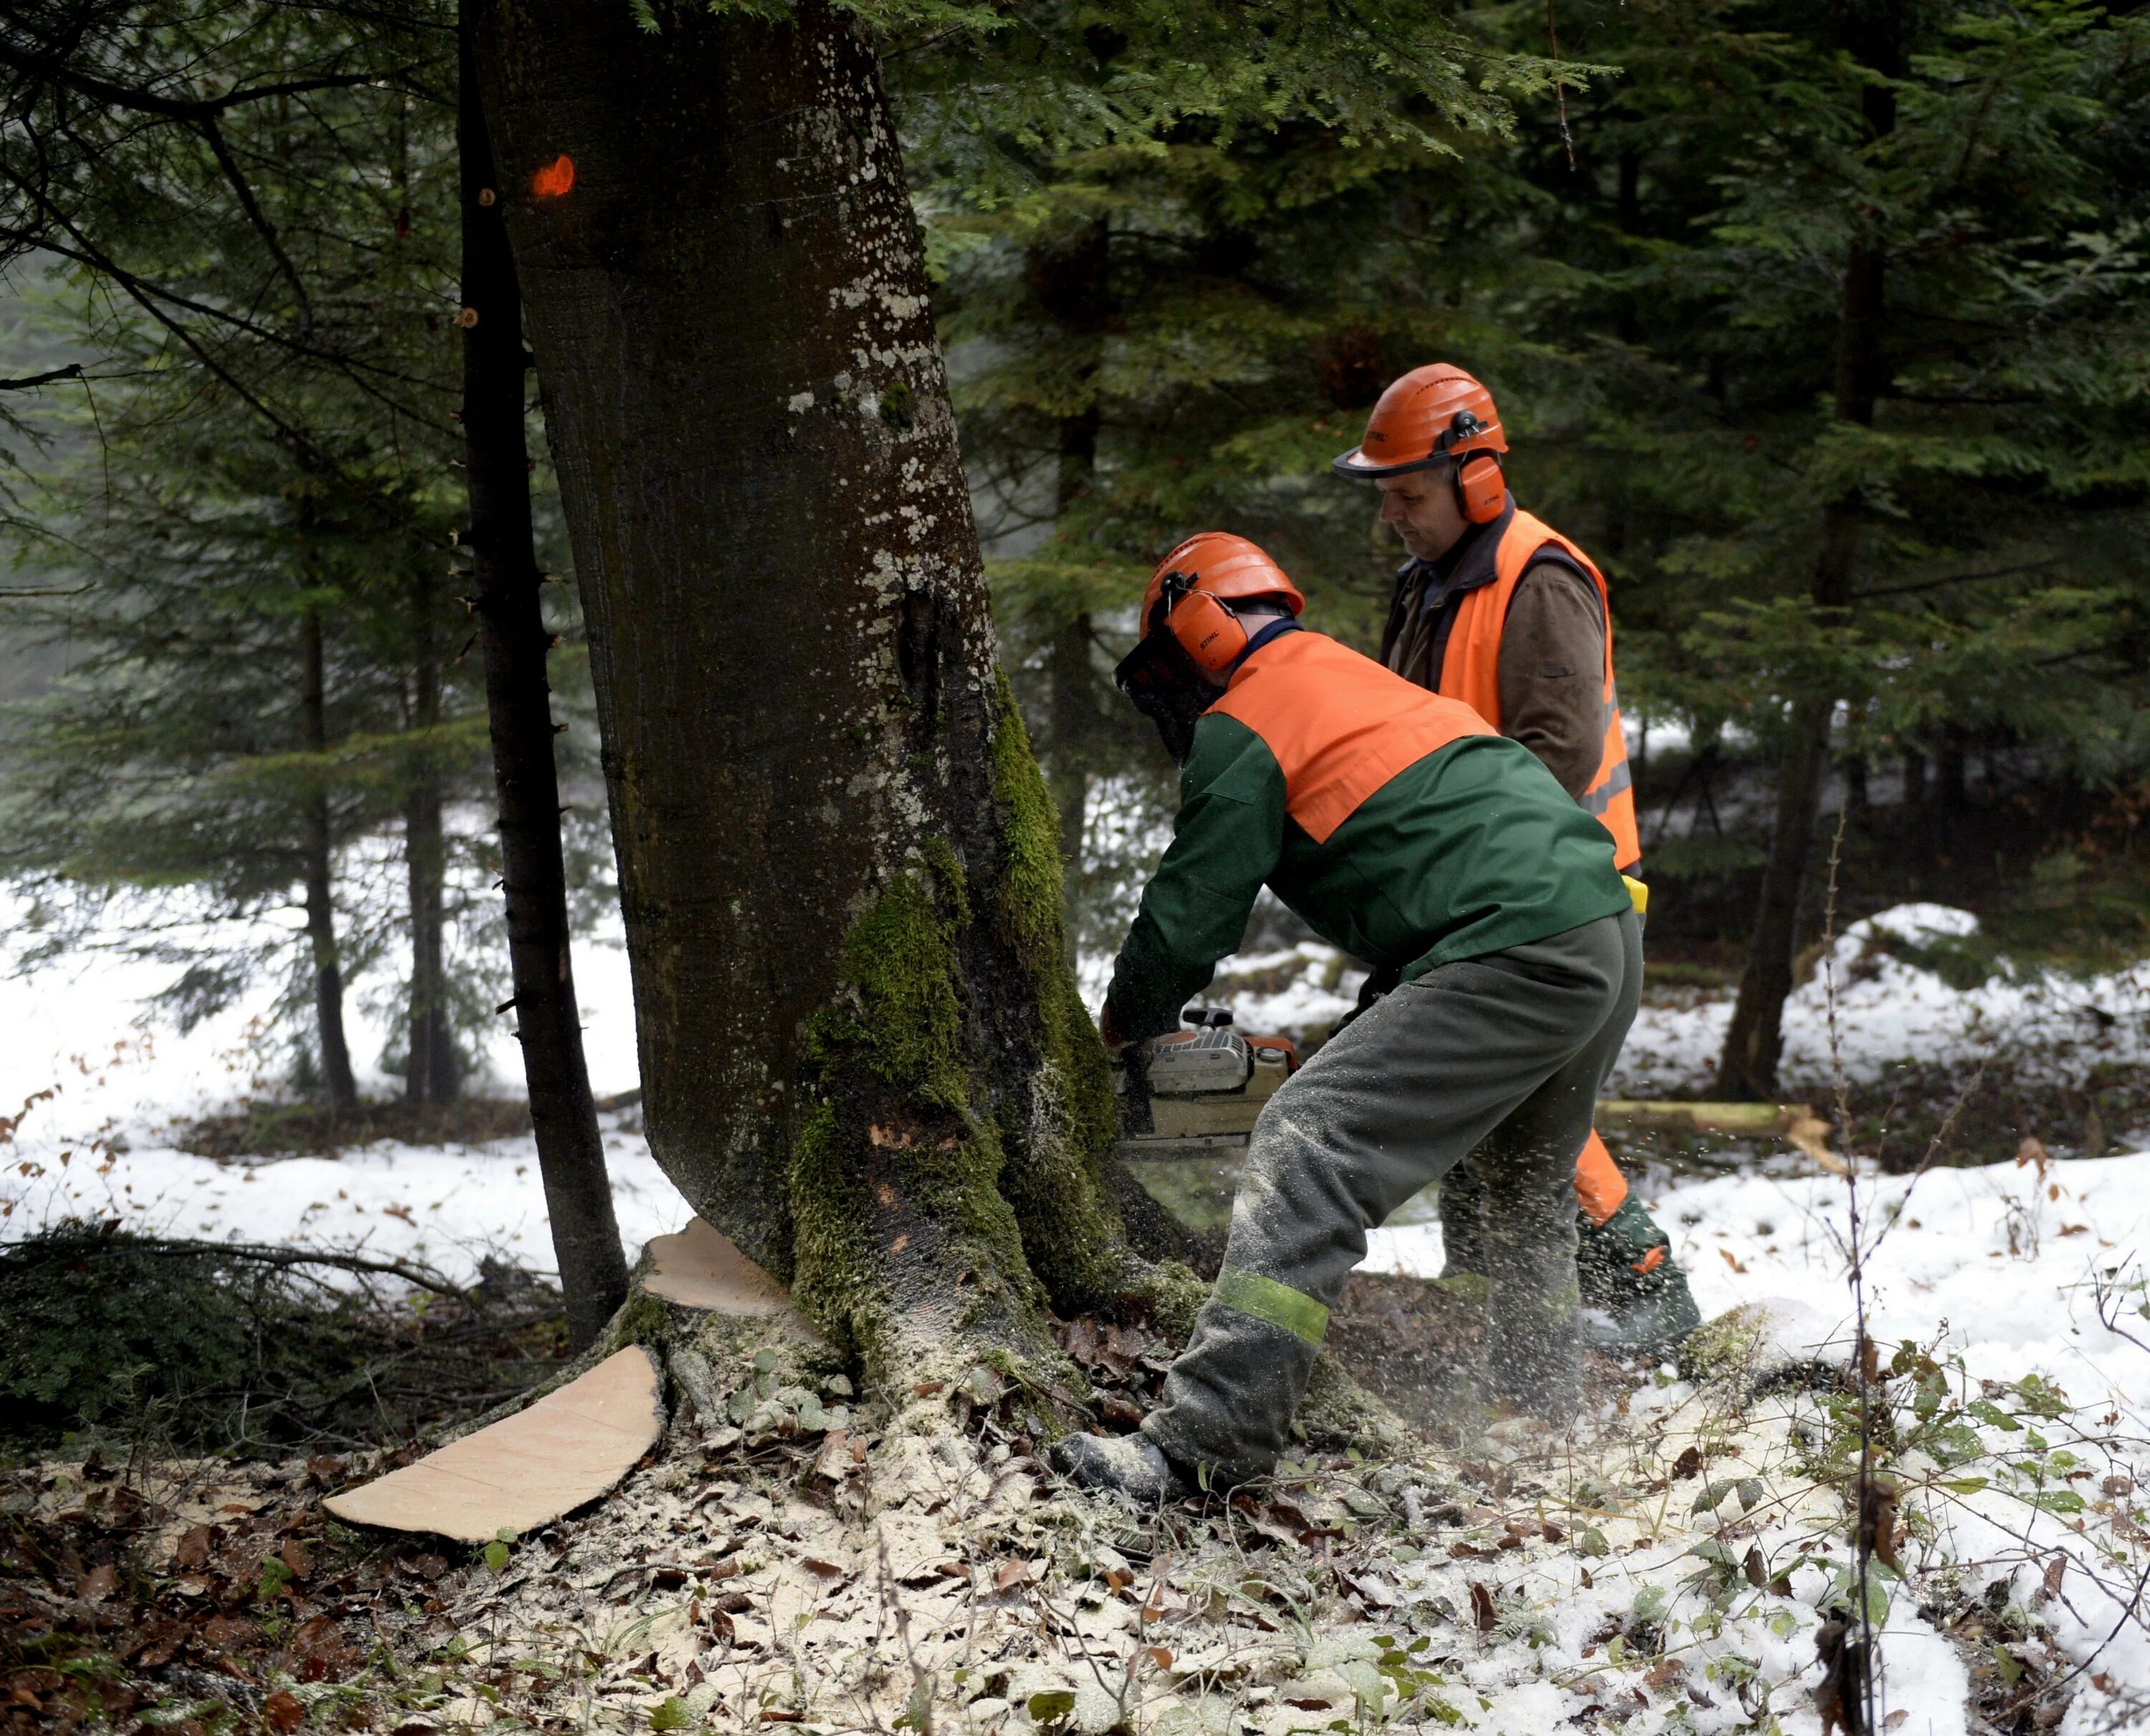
[11,888,2150,1731]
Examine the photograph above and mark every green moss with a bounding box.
[987,674,1127,1310]
[811,868,967,1107]
[598,1291,674,1358]
[789,865,1045,1371]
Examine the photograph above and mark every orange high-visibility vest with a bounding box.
[1209,631,1498,843]
[1433,511,1642,873]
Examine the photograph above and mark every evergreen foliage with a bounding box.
[925,0,2150,1045]
[0,1,535,1092]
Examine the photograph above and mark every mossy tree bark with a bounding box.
[469,0,1132,1389]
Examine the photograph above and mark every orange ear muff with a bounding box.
[1457,452,1506,524]
[1169,590,1250,672]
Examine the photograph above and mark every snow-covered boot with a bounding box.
[1048,1432,1195,1505]
[1579,1197,1701,1354]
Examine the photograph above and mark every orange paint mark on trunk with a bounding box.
[532,155,576,199]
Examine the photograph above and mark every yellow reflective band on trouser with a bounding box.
[1623,875,1649,916]
[1212,1265,1329,1346]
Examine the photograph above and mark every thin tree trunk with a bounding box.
[404,590,457,1106]
[458,13,628,1348]
[1716,75,1894,1098]
[299,605,358,1114]
[471,0,1129,1383]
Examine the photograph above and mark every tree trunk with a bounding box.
[299,606,359,1114]
[1716,80,1893,1097]
[457,15,629,1348]
[403,608,457,1107]
[469,0,1129,1384]
[1901,744,1926,809]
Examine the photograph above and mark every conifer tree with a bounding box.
[1481,0,2150,1093]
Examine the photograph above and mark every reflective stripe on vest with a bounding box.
[1435,511,1643,872]
[1209,630,1496,845]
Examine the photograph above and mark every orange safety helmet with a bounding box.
[1332,363,1510,524]
[1140,532,1306,672]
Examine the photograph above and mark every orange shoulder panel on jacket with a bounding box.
[1210,632,1496,844]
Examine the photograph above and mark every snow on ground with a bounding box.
[1173,901,2150,1103]
[1370,1147,2150,1411]
[1623,903,2150,1098]
[14,883,2150,1727]
[0,883,692,1280]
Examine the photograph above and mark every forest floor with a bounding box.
[10,893,2150,1732]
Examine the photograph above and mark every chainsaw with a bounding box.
[1116,1004,1299,1159]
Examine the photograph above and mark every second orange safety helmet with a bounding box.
[1331,363,1507,478]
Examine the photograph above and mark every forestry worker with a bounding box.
[1332,361,1700,1358]
[1050,532,1644,1502]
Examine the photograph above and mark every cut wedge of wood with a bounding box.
[323,1346,663,1542]
[1597,1100,1845,1175]
[641,1217,794,1315]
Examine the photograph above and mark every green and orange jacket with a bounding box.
[1104,626,1631,1043]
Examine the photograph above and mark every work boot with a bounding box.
[1047,1433,1195,1505]
[1578,1196,1701,1356]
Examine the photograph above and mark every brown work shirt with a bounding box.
[1378,503,1607,800]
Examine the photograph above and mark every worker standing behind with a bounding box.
[1332,363,1699,1355]
[1052,533,1641,1502]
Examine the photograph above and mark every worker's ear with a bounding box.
[1456,453,1506,524]
[1168,591,1248,671]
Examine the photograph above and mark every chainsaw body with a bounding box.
[1117,1007,1297,1156]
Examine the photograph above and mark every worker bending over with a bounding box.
[1334,363,1698,1354]
[1053,533,1641,1502]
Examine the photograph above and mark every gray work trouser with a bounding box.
[1142,910,1643,1482]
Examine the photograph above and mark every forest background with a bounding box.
[4,0,2150,1131]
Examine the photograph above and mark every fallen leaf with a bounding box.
[813,1430,851,1482]
[1671,1446,1704,1480]
[129,1622,183,1668]
[1886,1713,1908,1730]
[175,1525,215,1570]
[2059,1224,2089,1237]
[265,1690,304,1732]
[280,1539,312,1581]
[77,1564,117,1602]
[2044,1555,2067,1597]
[1720,1247,1748,1274]
[994,1559,1034,1592]
[1469,1581,1496,1631]
[1644,1658,1686,1692]
[801,1558,846,1581]
[1143,1646,1173,1670]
